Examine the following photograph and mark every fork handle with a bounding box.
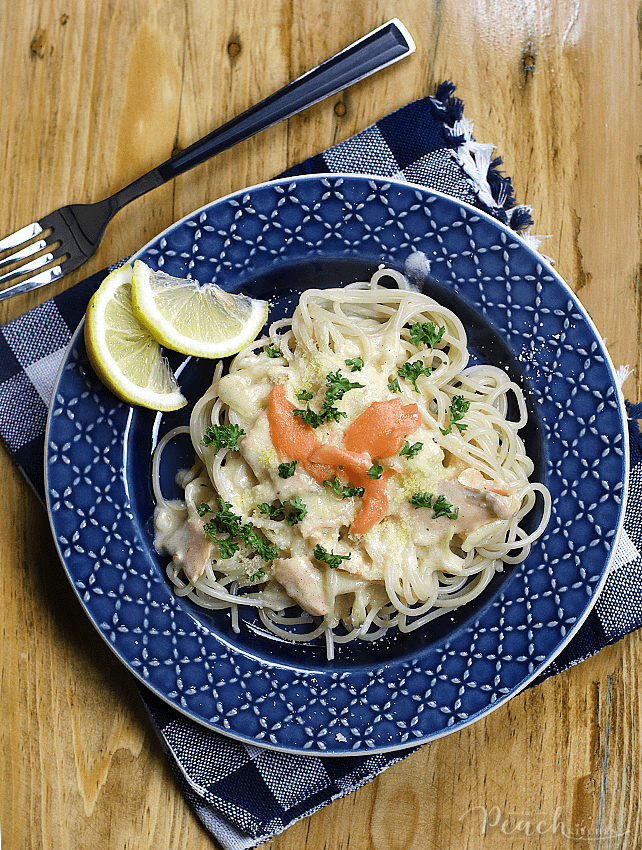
[110,19,414,207]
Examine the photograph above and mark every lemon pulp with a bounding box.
[84,264,187,411]
[131,260,268,359]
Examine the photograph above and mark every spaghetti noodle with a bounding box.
[153,267,550,658]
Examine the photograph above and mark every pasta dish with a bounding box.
[153,267,551,658]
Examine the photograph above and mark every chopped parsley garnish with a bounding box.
[409,492,459,519]
[203,498,243,537]
[258,501,285,519]
[285,496,308,526]
[203,498,277,561]
[324,370,365,402]
[218,537,240,559]
[197,502,213,517]
[409,491,434,509]
[296,389,314,402]
[238,525,278,561]
[320,404,348,425]
[278,460,297,479]
[324,477,365,499]
[399,440,423,459]
[258,498,307,525]
[440,395,470,435]
[431,494,460,519]
[292,406,332,428]
[293,370,364,428]
[201,423,246,452]
[397,360,431,392]
[388,376,401,393]
[345,356,364,372]
[313,544,351,569]
[265,344,282,358]
[249,568,267,582]
[409,321,445,350]
[367,464,384,479]
[304,401,348,428]
[202,500,243,559]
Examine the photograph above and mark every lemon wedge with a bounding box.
[84,264,187,411]
[130,260,269,358]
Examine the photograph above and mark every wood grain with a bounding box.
[1,1,641,848]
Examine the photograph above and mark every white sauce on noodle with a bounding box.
[153,268,551,658]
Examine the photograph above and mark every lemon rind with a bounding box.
[130,260,269,359]
[84,265,187,412]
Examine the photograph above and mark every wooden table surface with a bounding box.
[2,2,641,848]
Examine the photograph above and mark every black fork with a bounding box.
[0,19,414,301]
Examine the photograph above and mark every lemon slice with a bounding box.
[130,260,269,358]
[84,264,187,411]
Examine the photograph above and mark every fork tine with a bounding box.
[0,242,66,290]
[0,252,85,302]
[0,248,56,287]
[0,221,44,254]
[0,235,51,274]
[0,261,64,303]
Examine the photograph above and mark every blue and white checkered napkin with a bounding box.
[2,82,641,849]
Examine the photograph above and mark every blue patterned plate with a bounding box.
[45,175,627,754]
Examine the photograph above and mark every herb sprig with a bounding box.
[284,497,307,526]
[313,544,351,569]
[200,498,278,561]
[201,423,246,452]
[237,524,279,560]
[257,502,285,520]
[324,370,365,402]
[293,370,364,428]
[395,322,446,394]
[397,360,431,393]
[258,497,307,525]
[408,492,433,509]
[440,395,470,435]
[399,440,423,459]
[219,538,240,559]
[345,356,364,372]
[431,494,460,519]
[409,321,445,350]
[324,477,365,499]
[409,492,459,520]
[278,460,297,479]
